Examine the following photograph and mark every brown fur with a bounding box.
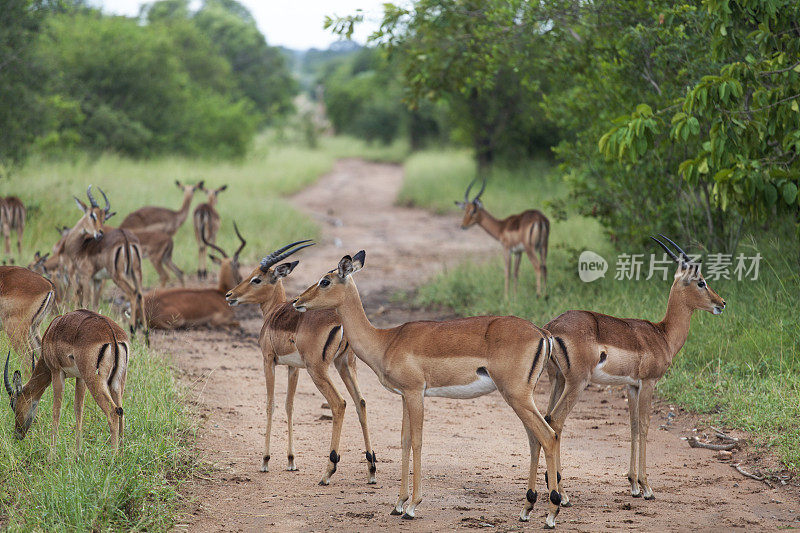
[192,184,226,278]
[0,196,26,255]
[120,181,201,235]
[0,266,55,372]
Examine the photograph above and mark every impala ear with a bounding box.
[218,185,228,192]
[455,201,465,208]
[271,261,299,282]
[175,180,182,188]
[339,251,365,278]
[105,211,117,221]
[74,197,88,213]
[209,254,221,265]
[12,370,22,396]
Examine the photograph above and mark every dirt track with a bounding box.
[157,159,798,532]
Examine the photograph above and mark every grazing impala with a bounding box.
[0,266,55,372]
[4,309,129,454]
[456,179,549,297]
[530,235,726,507]
[62,187,146,335]
[293,251,565,528]
[1,196,26,255]
[193,184,227,279]
[225,240,377,485]
[120,180,202,236]
[144,223,245,329]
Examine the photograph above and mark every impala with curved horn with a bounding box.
[455,178,549,297]
[226,240,378,485]
[5,309,129,455]
[143,222,245,329]
[528,235,726,508]
[61,186,147,336]
[293,251,565,527]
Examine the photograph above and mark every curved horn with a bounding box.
[473,178,487,201]
[201,228,228,258]
[232,222,246,262]
[86,185,98,208]
[259,240,315,272]
[650,236,680,264]
[98,187,111,214]
[464,179,477,203]
[658,234,692,263]
[4,351,12,399]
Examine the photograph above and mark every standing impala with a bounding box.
[4,309,129,455]
[293,251,566,528]
[456,179,549,297]
[225,240,377,486]
[144,224,245,329]
[120,180,202,236]
[0,266,55,372]
[193,184,227,279]
[0,196,26,255]
[530,235,726,507]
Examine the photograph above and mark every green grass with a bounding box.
[0,309,196,530]
[402,149,800,470]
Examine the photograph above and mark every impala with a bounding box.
[28,227,72,305]
[144,223,244,329]
[193,183,227,279]
[225,241,377,486]
[62,187,146,336]
[0,196,26,255]
[130,229,185,287]
[120,180,202,236]
[530,235,726,507]
[293,251,565,528]
[0,266,55,373]
[456,179,549,297]
[4,309,129,454]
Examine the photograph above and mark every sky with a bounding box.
[94,0,387,50]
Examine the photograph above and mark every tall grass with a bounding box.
[0,306,196,530]
[402,150,800,469]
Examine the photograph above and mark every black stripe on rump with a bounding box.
[527,338,544,382]
[555,336,570,369]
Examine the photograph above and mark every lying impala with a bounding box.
[62,187,146,335]
[293,251,565,528]
[4,309,129,454]
[531,235,726,507]
[0,266,55,373]
[0,196,26,255]
[456,179,549,297]
[193,183,227,279]
[226,241,377,485]
[120,180,202,236]
[144,223,245,329]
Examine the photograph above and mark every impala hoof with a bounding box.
[318,479,330,486]
[644,493,655,501]
[389,509,402,516]
[401,513,414,520]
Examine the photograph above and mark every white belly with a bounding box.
[590,365,639,387]
[276,351,305,368]
[63,362,81,379]
[510,244,525,253]
[425,373,497,399]
[93,268,109,280]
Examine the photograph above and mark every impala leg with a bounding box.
[151,256,170,287]
[2,225,10,255]
[307,367,346,486]
[15,226,23,256]
[626,383,641,497]
[74,378,87,453]
[391,400,411,515]
[110,371,126,448]
[49,370,65,461]
[512,252,522,294]
[261,356,276,472]
[285,366,299,471]
[164,255,185,286]
[197,244,206,279]
[525,248,543,298]
[503,249,511,298]
[637,380,656,500]
[335,353,376,483]
[544,376,587,509]
[89,383,121,452]
[521,426,541,521]
[401,392,425,519]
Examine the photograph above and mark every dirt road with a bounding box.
[158,159,798,532]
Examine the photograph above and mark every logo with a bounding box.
[579,251,607,282]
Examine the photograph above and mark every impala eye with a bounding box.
[697,280,706,288]
[250,277,261,284]
[319,278,330,287]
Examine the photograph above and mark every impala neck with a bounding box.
[259,281,287,317]
[206,193,218,208]
[334,279,389,375]
[475,207,505,241]
[18,361,52,412]
[175,190,194,226]
[658,285,695,357]
[217,261,237,294]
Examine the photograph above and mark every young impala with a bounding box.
[225,240,377,485]
[144,223,245,329]
[293,251,566,528]
[193,184,227,279]
[4,309,129,455]
[0,196,26,256]
[530,235,726,507]
[120,180,202,236]
[0,266,55,373]
[456,179,549,297]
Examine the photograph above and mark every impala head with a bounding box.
[200,183,228,205]
[28,251,50,274]
[454,178,487,229]
[293,250,366,312]
[204,222,248,287]
[73,185,112,239]
[4,352,37,440]
[226,239,315,306]
[651,234,726,315]
[176,180,204,196]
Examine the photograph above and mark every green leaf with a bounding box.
[764,183,778,206]
[782,182,798,205]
